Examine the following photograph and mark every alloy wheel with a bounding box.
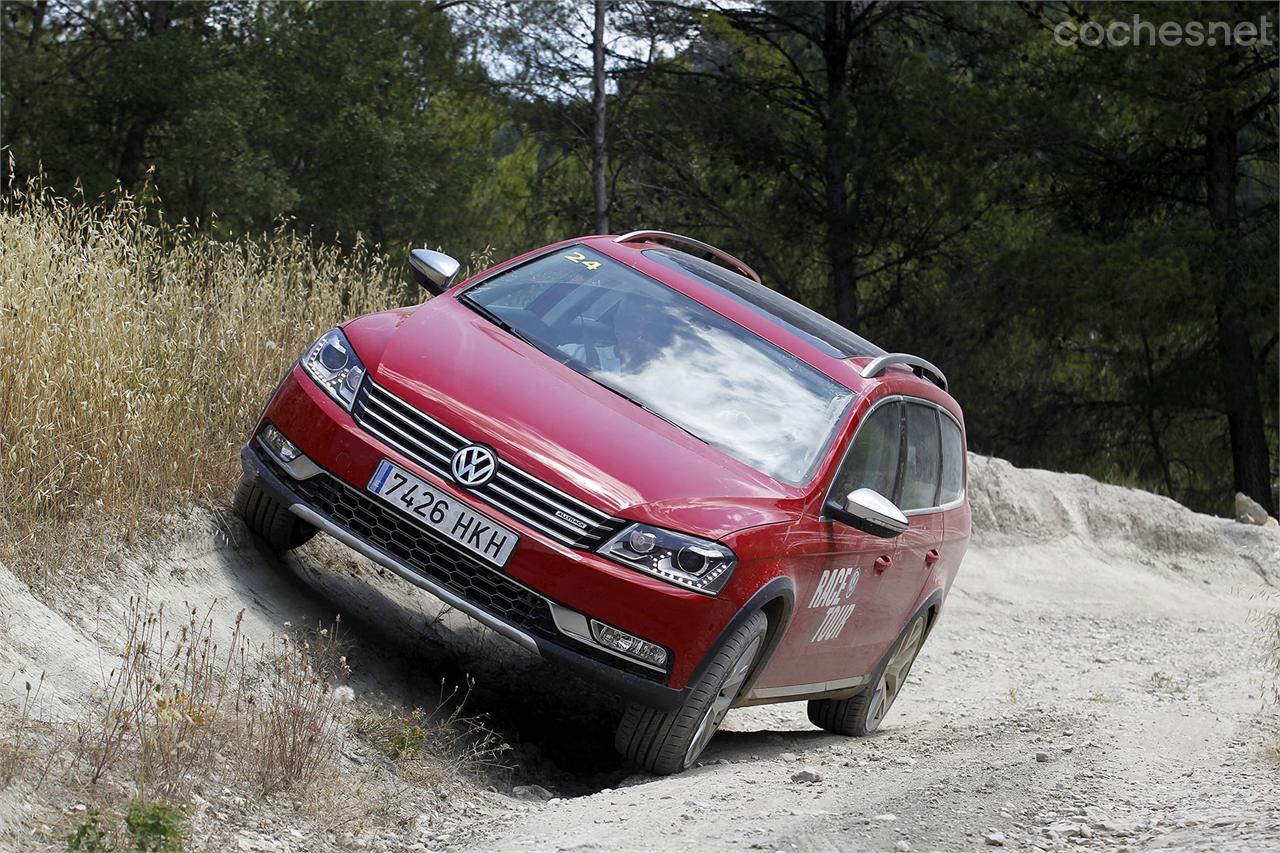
[683,630,765,768]
[866,615,926,729]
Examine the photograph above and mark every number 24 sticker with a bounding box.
[564,251,601,271]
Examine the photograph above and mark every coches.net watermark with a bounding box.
[1054,15,1275,48]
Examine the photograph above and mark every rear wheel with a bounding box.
[808,611,927,736]
[615,610,768,775]
[234,476,317,551]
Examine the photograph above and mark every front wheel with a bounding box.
[615,610,768,775]
[234,475,317,552]
[808,611,928,736]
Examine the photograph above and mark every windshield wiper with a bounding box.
[459,295,537,349]
[600,383,707,445]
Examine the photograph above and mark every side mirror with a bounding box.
[409,248,460,295]
[825,488,909,539]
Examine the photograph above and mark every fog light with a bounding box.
[262,423,301,462]
[589,619,668,667]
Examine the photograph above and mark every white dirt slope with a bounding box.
[1,455,1277,852]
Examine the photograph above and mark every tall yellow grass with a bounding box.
[0,184,404,577]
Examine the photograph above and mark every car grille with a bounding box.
[282,458,562,637]
[352,378,627,550]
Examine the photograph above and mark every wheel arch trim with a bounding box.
[687,576,795,702]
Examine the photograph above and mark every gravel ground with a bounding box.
[463,457,1280,852]
[2,456,1277,851]
[465,580,1279,852]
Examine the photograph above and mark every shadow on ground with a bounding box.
[231,531,639,797]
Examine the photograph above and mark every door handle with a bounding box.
[925,548,941,567]
[874,555,893,573]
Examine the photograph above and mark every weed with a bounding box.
[1149,671,1188,697]
[0,672,43,785]
[123,801,186,852]
[74,598,242,799]
[350,685,508,787]
[243,620,351,795]
[66,809,112,852]
[1259,594,1280,752]
[1261,598,1279,705]
[69,598,350,805]
[65,801,186,853]
[354,706,433,762]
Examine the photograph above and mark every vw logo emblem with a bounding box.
[450,444,497,488]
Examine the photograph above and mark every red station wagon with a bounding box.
[237,231,970,774]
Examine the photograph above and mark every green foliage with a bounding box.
[66,802,184,853]
[122,802,186,853]
[2,0,1275,515]
[67,811,113,853]
[353,706,432,761]
[1,1,516,260]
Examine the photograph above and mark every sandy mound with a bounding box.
[1,456,1277,851]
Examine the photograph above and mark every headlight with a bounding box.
[301,328,365,411]
[598,523,737,595]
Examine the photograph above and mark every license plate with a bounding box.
[366,460,519,568]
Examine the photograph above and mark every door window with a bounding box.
[939,414,965,504]
[900,404,942,511]
[830,401,902,503]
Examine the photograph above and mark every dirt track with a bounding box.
[2,456,1278,851]
[471,559,1279,851]
[460,459,1280,852]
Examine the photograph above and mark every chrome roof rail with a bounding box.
[860,353,949,392]
[613,230,762,284]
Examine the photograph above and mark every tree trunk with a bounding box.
[822,3,856,330]
[591,0,610,234]
[117,120,152,190]
[1205,104,1274,514]
[115,2,177,190]
[1140,334,1177,499]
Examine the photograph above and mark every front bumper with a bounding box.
[242,442,688,711]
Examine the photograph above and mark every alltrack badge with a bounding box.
[450,444,498,488]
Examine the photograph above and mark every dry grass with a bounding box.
[0,598,505,847]
[351,689,509,789]
[1265,599,1280,696]
[0,180,403,581]
[72,597,351,803]
[1,599,358,845]
[0,184,507,845]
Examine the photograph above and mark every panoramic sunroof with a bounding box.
[643,248,887,360]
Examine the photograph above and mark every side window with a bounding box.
[831,402,902,503]
[900,404,942,511]
[939,414,965,504]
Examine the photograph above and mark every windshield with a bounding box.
[461,245,855,485]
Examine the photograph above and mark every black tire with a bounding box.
[615,609,768,775]
[234,475,317,551]
[808,610,928,737]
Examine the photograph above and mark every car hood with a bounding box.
[363,298,802,539]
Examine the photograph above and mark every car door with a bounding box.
[764,399,912,688]
[894,401,946,606]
